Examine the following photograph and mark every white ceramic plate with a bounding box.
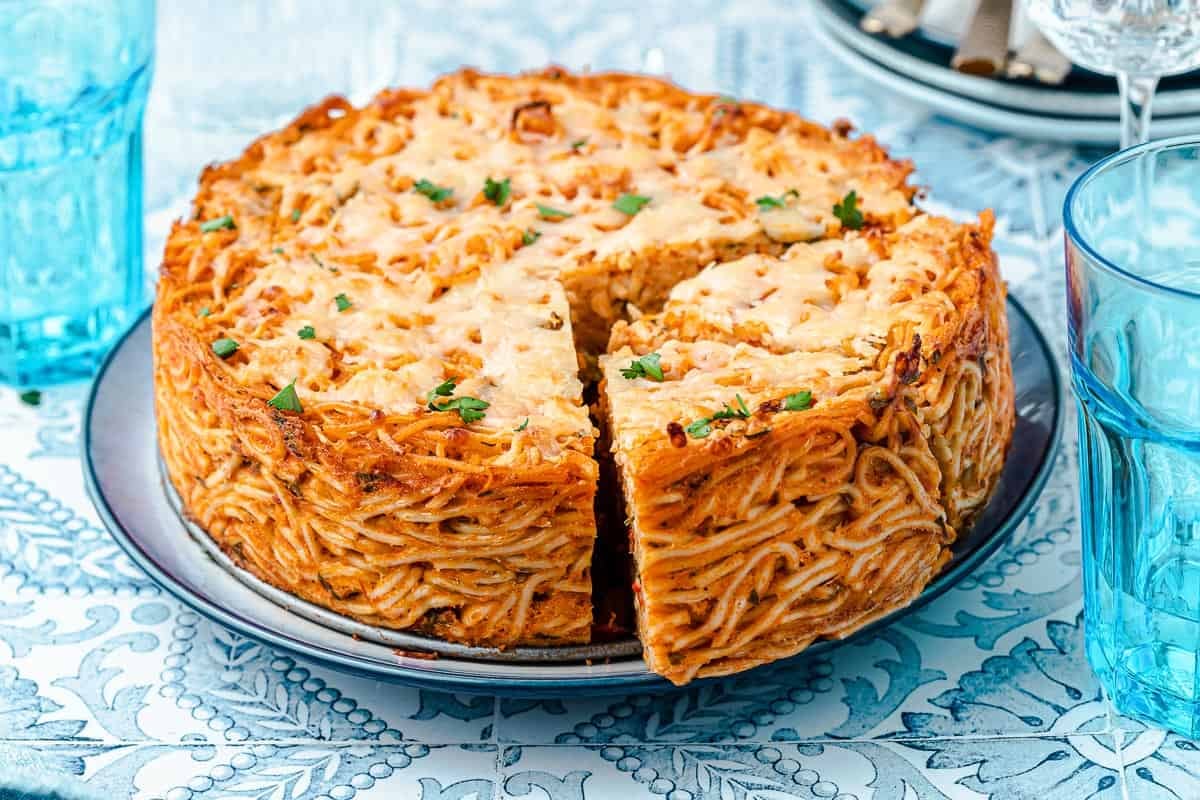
[837,0,1200,119]
[815,0,1200,145]
[84,301,1062,695]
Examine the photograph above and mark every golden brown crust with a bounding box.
[154,306,598,645]
[601,213,1013,684]
[154,66,1009,672]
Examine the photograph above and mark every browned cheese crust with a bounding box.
[153,67,1011,673]
[602,214,1013,683]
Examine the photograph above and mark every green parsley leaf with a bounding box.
[685,394,751,439]
[711,395,752,422]
[414,178,453,203]
[291,209,301,222]
[298,326,316,340]
[783,391,813,411]
[522,228,541,246]
[755,189,799,210]
[613,193,651,215]
[426,377,457,405]
[833,190,864,230]
[199,214,236,233]
[211,338,239,358]
[18,389,41,407]
[570,138,588,150]
[274,247,284,255]
[267,380,303,413]
[619,352,664,382]
[718,94,738,104]
[334,293,352,312]
[197,307,211,318]
[425,377,488,423]
[536,203,573,220]
[734,394,751,417]
[483,176,511,206]
[308,253,338,273]
[432,396,490,424]
[515,418,529,432]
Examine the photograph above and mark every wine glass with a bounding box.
[1024,0,1200,148]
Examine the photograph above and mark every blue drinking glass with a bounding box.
[1068,135,1200,737]
[0,0,154,386]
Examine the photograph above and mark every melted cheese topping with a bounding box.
[169,69,917,452]
[601,215,976,448]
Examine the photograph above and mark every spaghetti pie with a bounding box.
[153,67,1013,681]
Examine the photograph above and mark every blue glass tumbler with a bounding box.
[1068,136,1200,737]
[0,0,154,386]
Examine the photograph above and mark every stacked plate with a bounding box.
[816,0,1200,145]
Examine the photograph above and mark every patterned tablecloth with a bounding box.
[2,2,1189,798]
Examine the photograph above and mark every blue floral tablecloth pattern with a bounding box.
[1,2,1187,797]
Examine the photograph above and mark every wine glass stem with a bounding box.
[1117,72,1160,149]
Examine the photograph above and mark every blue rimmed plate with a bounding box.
[83,296,1063,696]
[823,0,1200,144]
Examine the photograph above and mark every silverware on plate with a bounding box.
[860,0,927,38]
[952,0,1013,76]
[1007,29,1073,84]
[858,0,1078,85]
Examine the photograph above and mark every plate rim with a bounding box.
[838,0,1200,115]
[82,295,1063,695]
[813,1,1200,146]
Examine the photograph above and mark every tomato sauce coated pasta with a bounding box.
[153,68,1011,682]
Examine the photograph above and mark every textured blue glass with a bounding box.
[1067,136,1200,738]
[0,0,154,386]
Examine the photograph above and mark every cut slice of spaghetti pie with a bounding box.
[601,214,1013,683]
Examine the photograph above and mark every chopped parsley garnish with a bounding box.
[414,178,453,203]
[199,214,236,232]
[18,389,41,407]
[613,193,651,215]
[425,377,489,423]
[483,176,511,206]
[570,138,588,150]
[434,396,490,423]
[718,94,738,104]
[516,418,529,432]
[426,377,457,404]
[536,203,573,220]
[685,394,752,439]
[267,380,302,413]
[308,253,338,273]
[619,352,664,382]
[834,190,864,230]
[197,307,211,318]
[522,228,541,246]
[211,338,239,358]
[274,247,284,255]
[298,326,316,340]
[291,209,301,222]
[783,391,813,411]
[755,189,799,210]
[334,293,352,312]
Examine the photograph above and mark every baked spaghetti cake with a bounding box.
[601,214,1013,683]
[154,67,1013,679]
